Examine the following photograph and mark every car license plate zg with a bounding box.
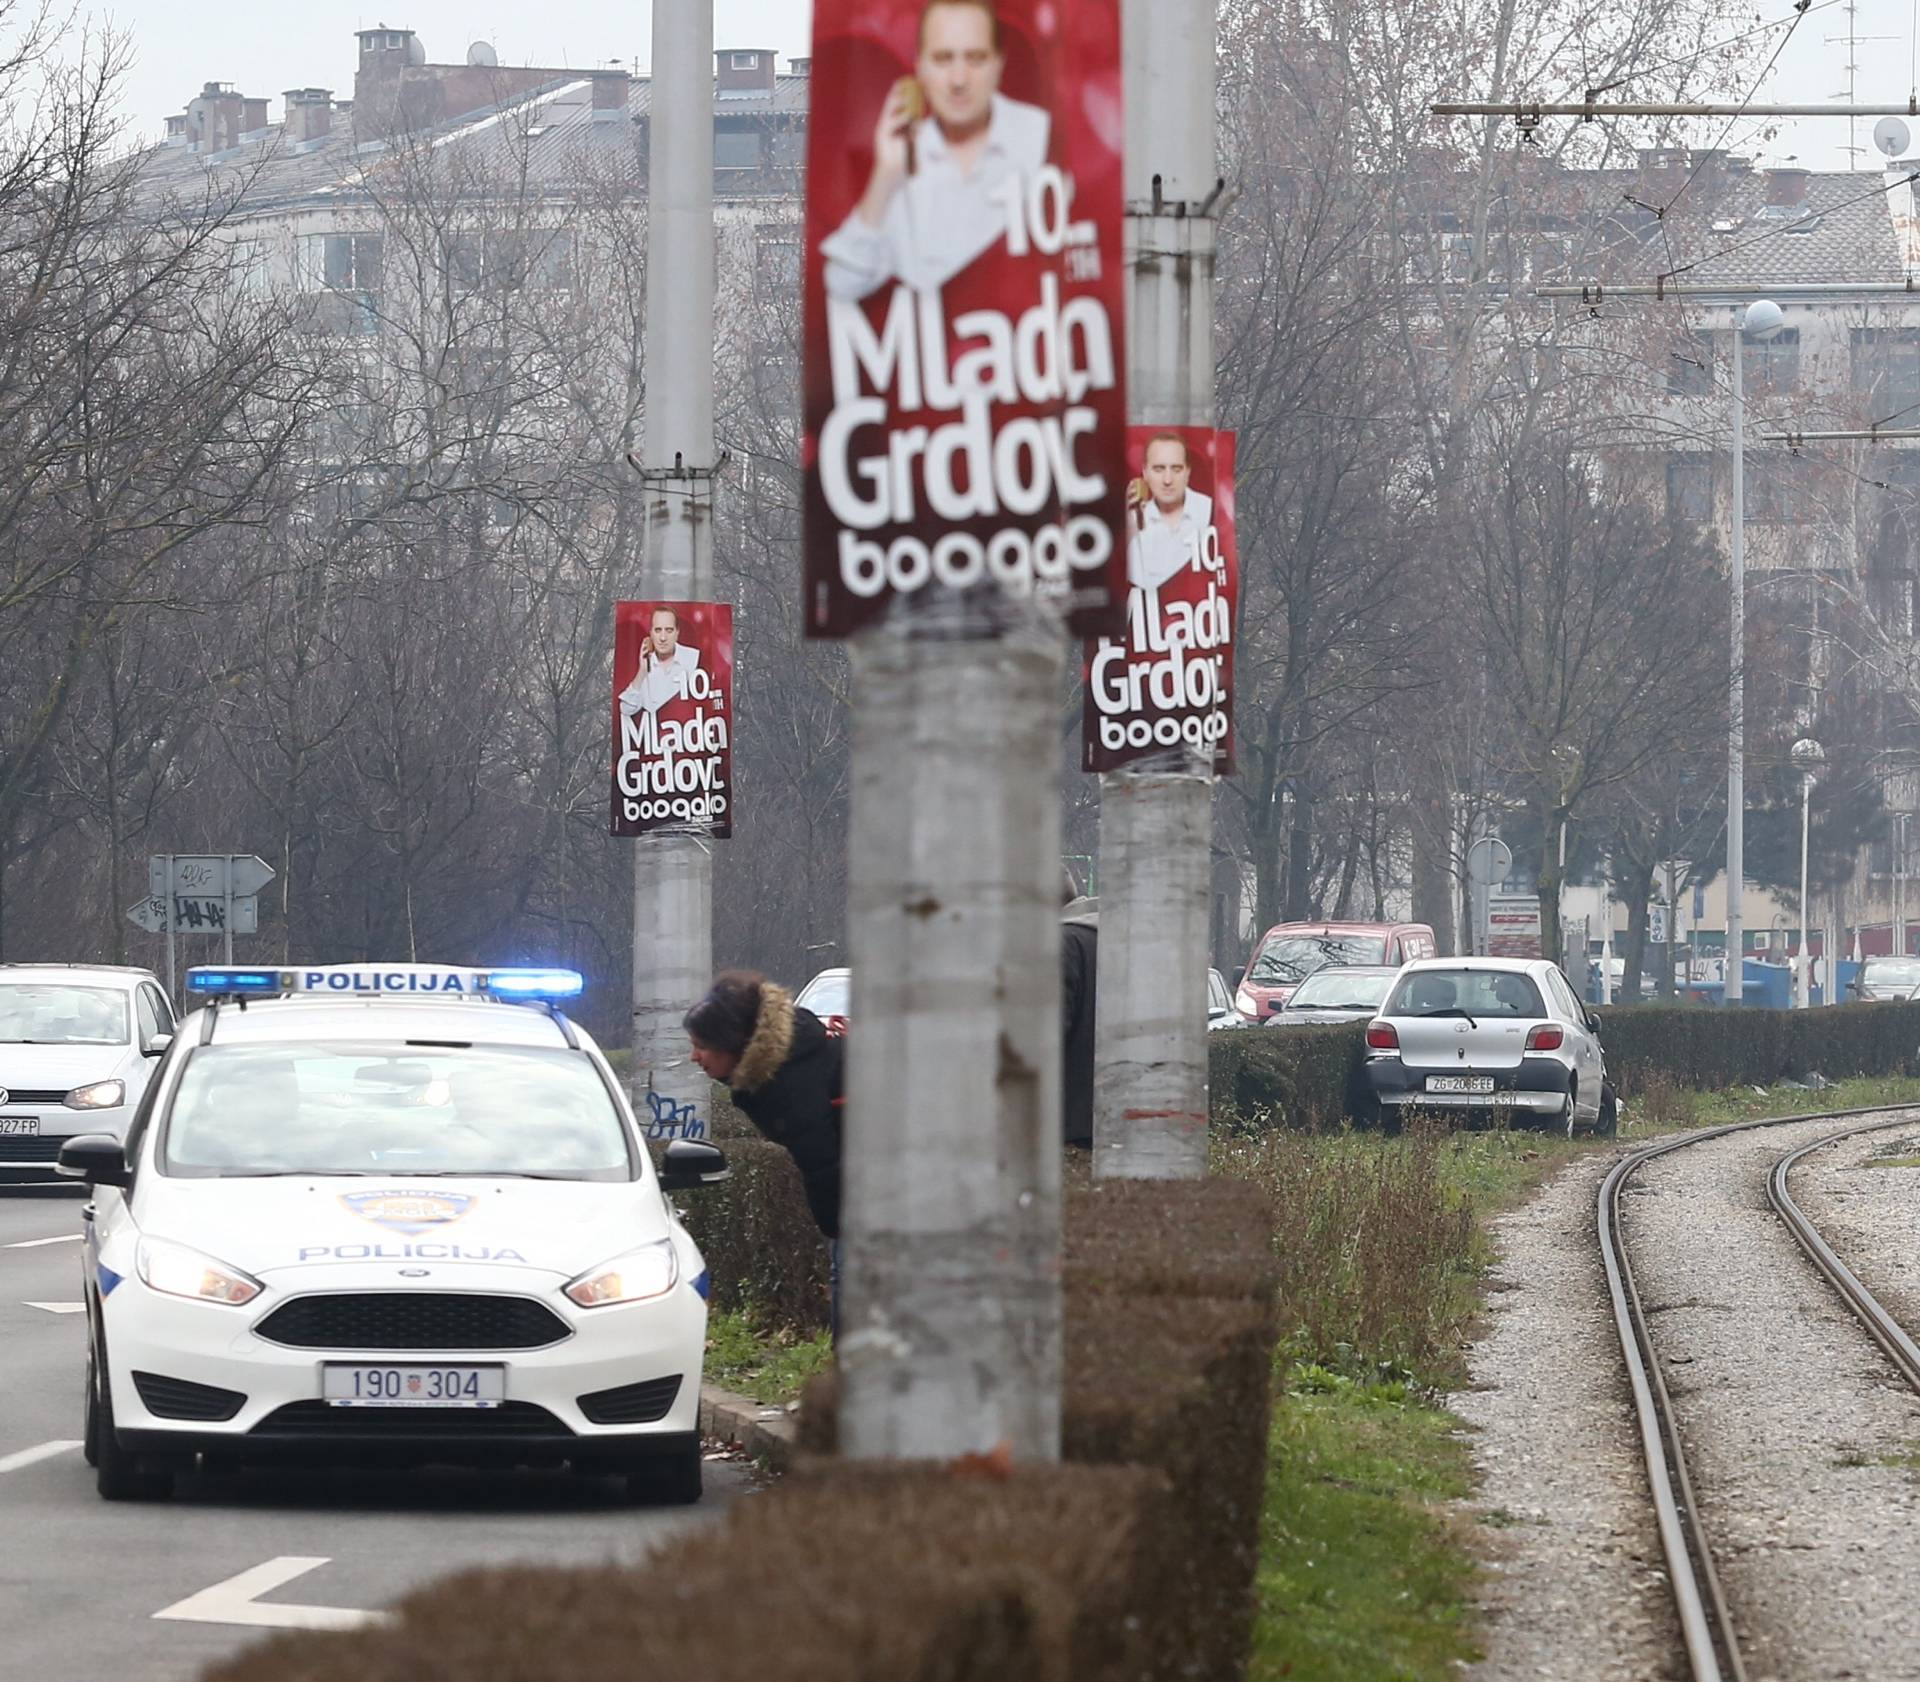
[322,1365,505,1408]
[0,1116,38,1136]
[1426,1075,1494,1095]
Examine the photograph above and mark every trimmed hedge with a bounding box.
[1597,998,1920,1096]
[200,1178,1282,1682]
[672,1137,831,1334]
[1208,1000,1920,1128]
[200,1463,1165,1682]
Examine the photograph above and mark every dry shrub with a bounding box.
[1217,1122,1473,1379]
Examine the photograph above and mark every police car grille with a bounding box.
[255,1293,570,1351]
[0,1135,63,1163]
[577,1375,682,1425]
[253,1401,569,1438]
[133,1371,247,1422]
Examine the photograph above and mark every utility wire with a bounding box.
[1661,169,1919,278]
[1585,0,1845,98]
[1661,2,1815,219]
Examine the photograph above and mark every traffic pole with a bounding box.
[1092,0,1219,1181]
[629,0,715,1139]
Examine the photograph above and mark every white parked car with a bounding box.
[57,963,727,1504]
[794,966,850,1024]
[0,964,175,1185]
[1362,957,1614,1135]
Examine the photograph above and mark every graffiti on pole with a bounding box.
[802,0,1128,637]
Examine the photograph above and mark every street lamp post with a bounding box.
[1895,812,1909,960]
[1727,299,1787,1007]
[1791,737,1826,1008]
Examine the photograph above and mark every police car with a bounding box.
[55,963,727,1505]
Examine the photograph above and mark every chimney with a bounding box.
[184,81,246,153]
[716,48,777,96]
[241,96,271,137]
[1635,145,1690,194]
[789,57,812,75]
[284,87,334,145]
[1765,167,1812,209]
[163,113,188,147]
[591,72,631,118]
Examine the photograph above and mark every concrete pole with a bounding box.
[1798,773,1813,1009]
[1093,0,1218,1183]
[839,610,1064,1462]
[1726,333,1746,1005]
[630,1,715,1137]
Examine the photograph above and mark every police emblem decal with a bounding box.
[339,1190,475,1236]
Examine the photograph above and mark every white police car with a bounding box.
[56,963,727,1505]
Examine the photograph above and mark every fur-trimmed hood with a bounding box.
[732,982,795,1094]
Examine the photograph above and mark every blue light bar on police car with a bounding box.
[184,969,284,996]
[183,965,586,1002]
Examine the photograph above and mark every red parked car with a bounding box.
[1234,921,1437,1022]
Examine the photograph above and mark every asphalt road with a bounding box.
[0,1185,748,1682]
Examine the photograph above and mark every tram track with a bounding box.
[1599,1104,1920,1682]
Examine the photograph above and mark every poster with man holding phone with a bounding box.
[803,0,1127,638]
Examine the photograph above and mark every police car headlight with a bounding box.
[136,1237,262,1307]
[65,1079,125,1110]
[564,1239,678,1308]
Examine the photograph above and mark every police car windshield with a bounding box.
[160,1043,634,1181]
[0,984,129,1045]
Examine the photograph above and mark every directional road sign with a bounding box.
[126,894,259,936]
[148,855,276,900]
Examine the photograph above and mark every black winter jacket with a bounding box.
[729,986,845,1240]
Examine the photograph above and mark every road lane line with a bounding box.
[22,1301,84,1314]
[0,1440,81,1474]
[6,1234,81,1248]
[153,1557,392,1631]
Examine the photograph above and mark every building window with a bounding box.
[1852,328,1920,422]
[299,233,384,294]
[715,129,761,171]
[1746,450,1820,523]
[731,52,760,68]
[1666,456,1712,523]
[1741,326,1800,393]
[445,230,573,293]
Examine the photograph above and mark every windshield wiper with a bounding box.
[1417,1007,1481,1028]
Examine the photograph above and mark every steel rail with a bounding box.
[1770,1121,1920,1391]
[1599,1102,1920,1682]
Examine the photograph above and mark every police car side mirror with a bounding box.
[658,1140,730,1193]
[142,1032,174,1059]
[56,1134,130,1188]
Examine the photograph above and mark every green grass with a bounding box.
[701,1306,833,1405]
[1630,1072,1920,1131]
[1249,1369,1480,1682]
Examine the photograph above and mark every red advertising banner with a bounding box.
[802,0,1128,638]
[611,601,734,839]
[1082,427,1237,775]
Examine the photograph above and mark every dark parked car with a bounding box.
[1265,965,1401,1027]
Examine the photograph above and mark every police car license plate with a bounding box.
[323,1365,505,1408]
[1426,1075,1495,1095]
[0,1117,37,1135]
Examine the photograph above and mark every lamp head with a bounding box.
[1790,736,1826,770]
[1743,299,1787,342]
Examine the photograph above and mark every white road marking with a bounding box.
[154,1557,392,1632]
[0,1440,81,1474]
[6,1233,81,1248]
[22,1301,84,1315]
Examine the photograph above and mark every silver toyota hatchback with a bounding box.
[1362,957,1614,1135]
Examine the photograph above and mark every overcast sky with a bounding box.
[87,0,1920,174]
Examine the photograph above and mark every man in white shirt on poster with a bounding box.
[618,606,702,717]
[1126,433,1213,595]
[822,0,1050,301]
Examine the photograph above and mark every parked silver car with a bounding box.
[1266,965,1400,1028]
[1362,958,1614,1135]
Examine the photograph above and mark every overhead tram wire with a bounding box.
[1580,0,1846,98]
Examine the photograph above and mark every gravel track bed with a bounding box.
[1794,1120,1920,1360]
[1622,1113,1920,1681]
[1457,1142,1681,1682]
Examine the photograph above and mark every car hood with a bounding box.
[1269,1007,1376,1027]
[131,1176,666,1282]
[0,1045,135,1093]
